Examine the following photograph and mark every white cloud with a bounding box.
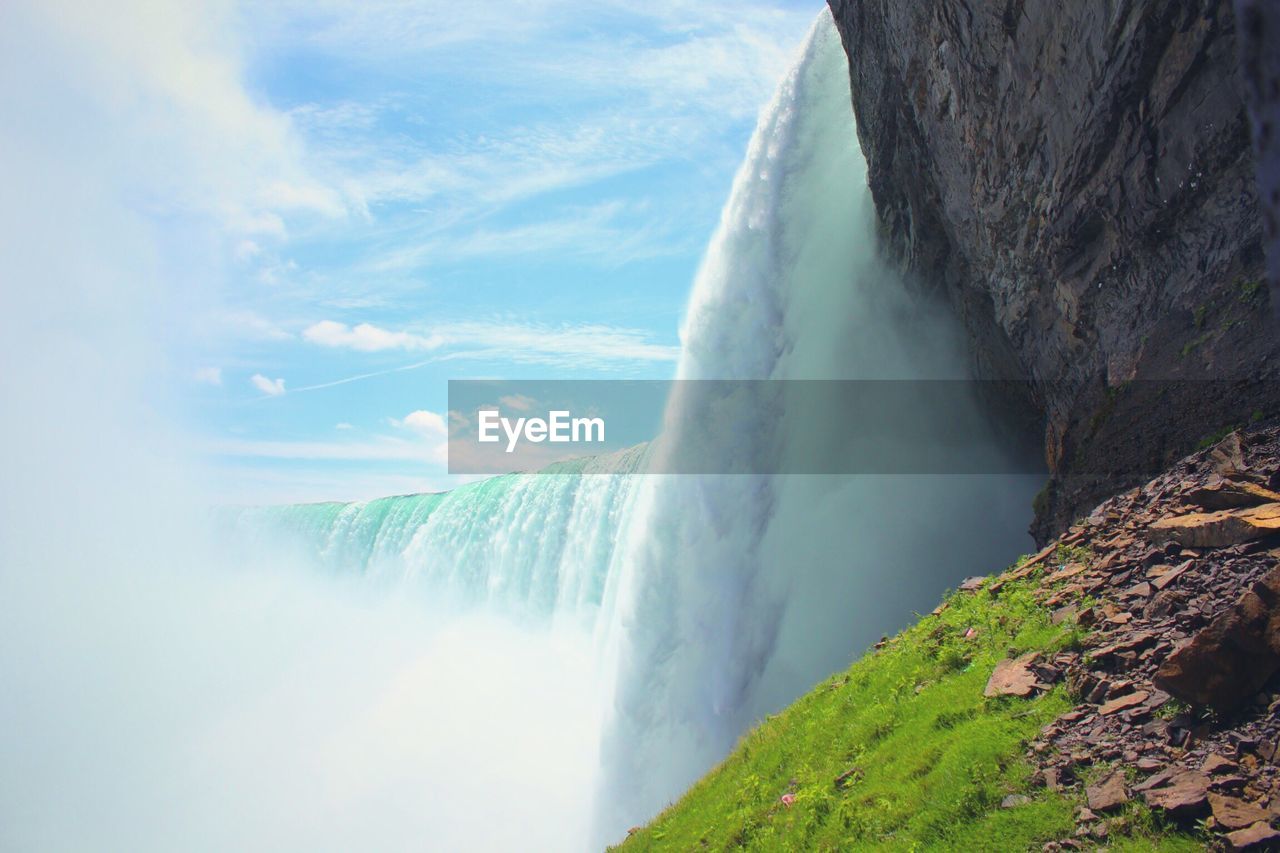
[303,320,442,352]
[363,201,684,273]
[298,318,679,371]
[438,320,680,368]
[392,410,448,439]
[335,422,354,430]
[250,374,286,396]
[498,394,536,412]
[22,0,350,239]
[194,366,223,386]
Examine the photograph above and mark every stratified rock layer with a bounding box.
[827,0,1280,540]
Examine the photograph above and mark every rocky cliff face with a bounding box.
[827,0,1280,541]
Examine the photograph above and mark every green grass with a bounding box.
[613,566,1202,852]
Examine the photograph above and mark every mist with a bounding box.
[0,5,601,851]
[1,5,1043,851]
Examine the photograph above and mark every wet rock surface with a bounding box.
[826,0,1280,540]
[991,426,1280,847]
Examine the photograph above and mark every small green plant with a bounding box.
[1239,278,1264,302]
[1032,481,1051,517]
[1156,698,1189,720]
[1179,331,1212,358]
[1196,425,1240,450]
[1055,542,1093,566]
[1192,303,1207,328]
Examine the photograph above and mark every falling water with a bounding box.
[224,9,1039,848]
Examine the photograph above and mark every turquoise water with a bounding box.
[220,446,647,627]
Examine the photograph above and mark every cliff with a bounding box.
[614,429,1280,850]
[827,0,1280,541]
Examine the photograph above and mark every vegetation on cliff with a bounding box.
[613,554,1199,851]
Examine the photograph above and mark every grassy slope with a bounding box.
[614,554,1205,852]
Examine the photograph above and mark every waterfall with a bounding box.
[223,446,648,629]
[591,11,1039,836]
[224,9,1039,848]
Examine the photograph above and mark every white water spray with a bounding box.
[591,13,1038,836]
[1,8,1039,852]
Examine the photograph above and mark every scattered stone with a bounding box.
[1086,771,1130,812]
[959,576,987,592]
[1121,581,1153,599]
[1001,794,1031,809]
[1148,504,1280,548]
[1154,566,1280,710]
[1203,754,1240,775]
[1052,604,1078,625]
[1099,691,1149,715]
[1225,821,1280,850]
[1208,793,1272,830]
[1042,768,1067,791]
[1210,433,1248,476]
[1142,770,1210,816]
[985,653,1040,698]
[992,426,1280,850]
[1045,563,1088,584]
[1151,560,1193,591]
[1187,478,1280,511]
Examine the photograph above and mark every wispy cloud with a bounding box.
[194,366,223,386]
[303,320,442,352]
[236,0,815,273]
[299,318,679,371]
[250,374,286,396]
[436,320,681,368]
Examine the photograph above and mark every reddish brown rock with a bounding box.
[1187,478,1280,511]
[1086,771,1130,812]
[985,653,1040,698]
[1150,560,1193,591]
[1051,605,1078,626]
[1142,770,1210,816]
[1121,582,1153,599]
[1148,504,1280,548]
[1044,563,1088,585]
[1225,821,1280,850]
[1099,691,1149,716]
[1155,566,1280,710]
[1202,754,1239,775]
[1209,793,1273,831]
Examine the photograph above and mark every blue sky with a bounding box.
[55,0,821,502]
